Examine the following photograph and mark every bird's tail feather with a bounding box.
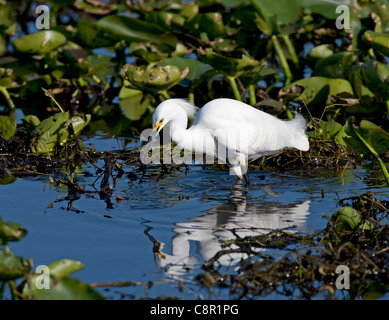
[289,113,309,151]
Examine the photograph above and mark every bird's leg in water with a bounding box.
[236,152,249,185]
[243,172,250,185]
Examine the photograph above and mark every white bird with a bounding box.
[144,98,309,184]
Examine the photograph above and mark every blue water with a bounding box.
[1,137,388,299]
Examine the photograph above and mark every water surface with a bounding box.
[1,137,388,299]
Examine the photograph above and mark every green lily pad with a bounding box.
[129,42,172,63]
[308,44,334,60]
[252,0,301,26]
[361,59,389,94]
[67,114,91,136]
[343,117,389,158]
[185,12,226,38]
[47,259,85,281]
[288,76,354,110]
[198,48,259,77]
[301,0,349,20]
[119,87,155,121]
[363,30,389,57]
[30,112,69,153]
[75,20,116,49]
[23,114,40,127]
[121,64,189,93]
[0,175,17,185]
[331,206,374,233]
[0,216,28,244]
[314,51,355,78]
[85,55,116,79]
[146,11,186,30]
[13,30,67,55]
[180,2,199,20]
[351,68,375,101]
[0,251,31,281]
[20,258,102,300]
[29,277,103,300]
[308,120,347,146]
[30,112,90,153]
[159,57,213,81]
[0,115,16,139]
[0,67,16,88]
[0,4,15,28]
[94,15,177,47]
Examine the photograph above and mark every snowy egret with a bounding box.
[144,98,309,184]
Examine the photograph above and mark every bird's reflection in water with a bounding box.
[144,182,310,278]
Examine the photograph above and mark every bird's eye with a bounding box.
[159,119,164,123]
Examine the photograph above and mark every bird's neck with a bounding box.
[171,123,213,158]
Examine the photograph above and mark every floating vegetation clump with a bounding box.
[252,139,356,172]
[201,194,389,300]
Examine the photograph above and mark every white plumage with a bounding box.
[147,98,309,183]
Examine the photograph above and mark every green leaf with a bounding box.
[351,68,375,101]
[0,67,15,88]
[331,206,374,233]
[47,259,85,281]
[198,48,259,77]
[0,216,28,244]
[0,175,17,185]
[67,114,91,136]
[74,20,116,49]
[94,15,177,47]
[30,112,90,153]
[241,64,280,84]
[308,120,347,146]
[289,76,354,110]
[0,115,16,139]
[129,42,170,63]
[180,2,199,20]
[159,57,213,81]
[308,44,334,60]
[361,60,389,94]
[121,64,189,93]
[343,117,389,157]
[20,258,102,300]
[146,11,186,30]
[0,251,31,281]
[314,52,355,78]
[23,114,40,135]
[30,112,69,153]
[185,12,226,38]
[0,4,15,29]
[13,30,67,54]
[85,55,116,79]
[301,0,349,19]
[23,114,40,127]
[251,0,301,25]
[361,282,389,300]
[373,2,389,33]
[363,30,389,57]
[257,99,283,109]
[119,87,155,121]
[0,35,6,56]
[22,274,103,300]
[30,277,103,300]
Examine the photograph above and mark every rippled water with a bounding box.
[1,135,388,299]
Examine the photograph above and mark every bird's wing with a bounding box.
[211,120,257,155]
